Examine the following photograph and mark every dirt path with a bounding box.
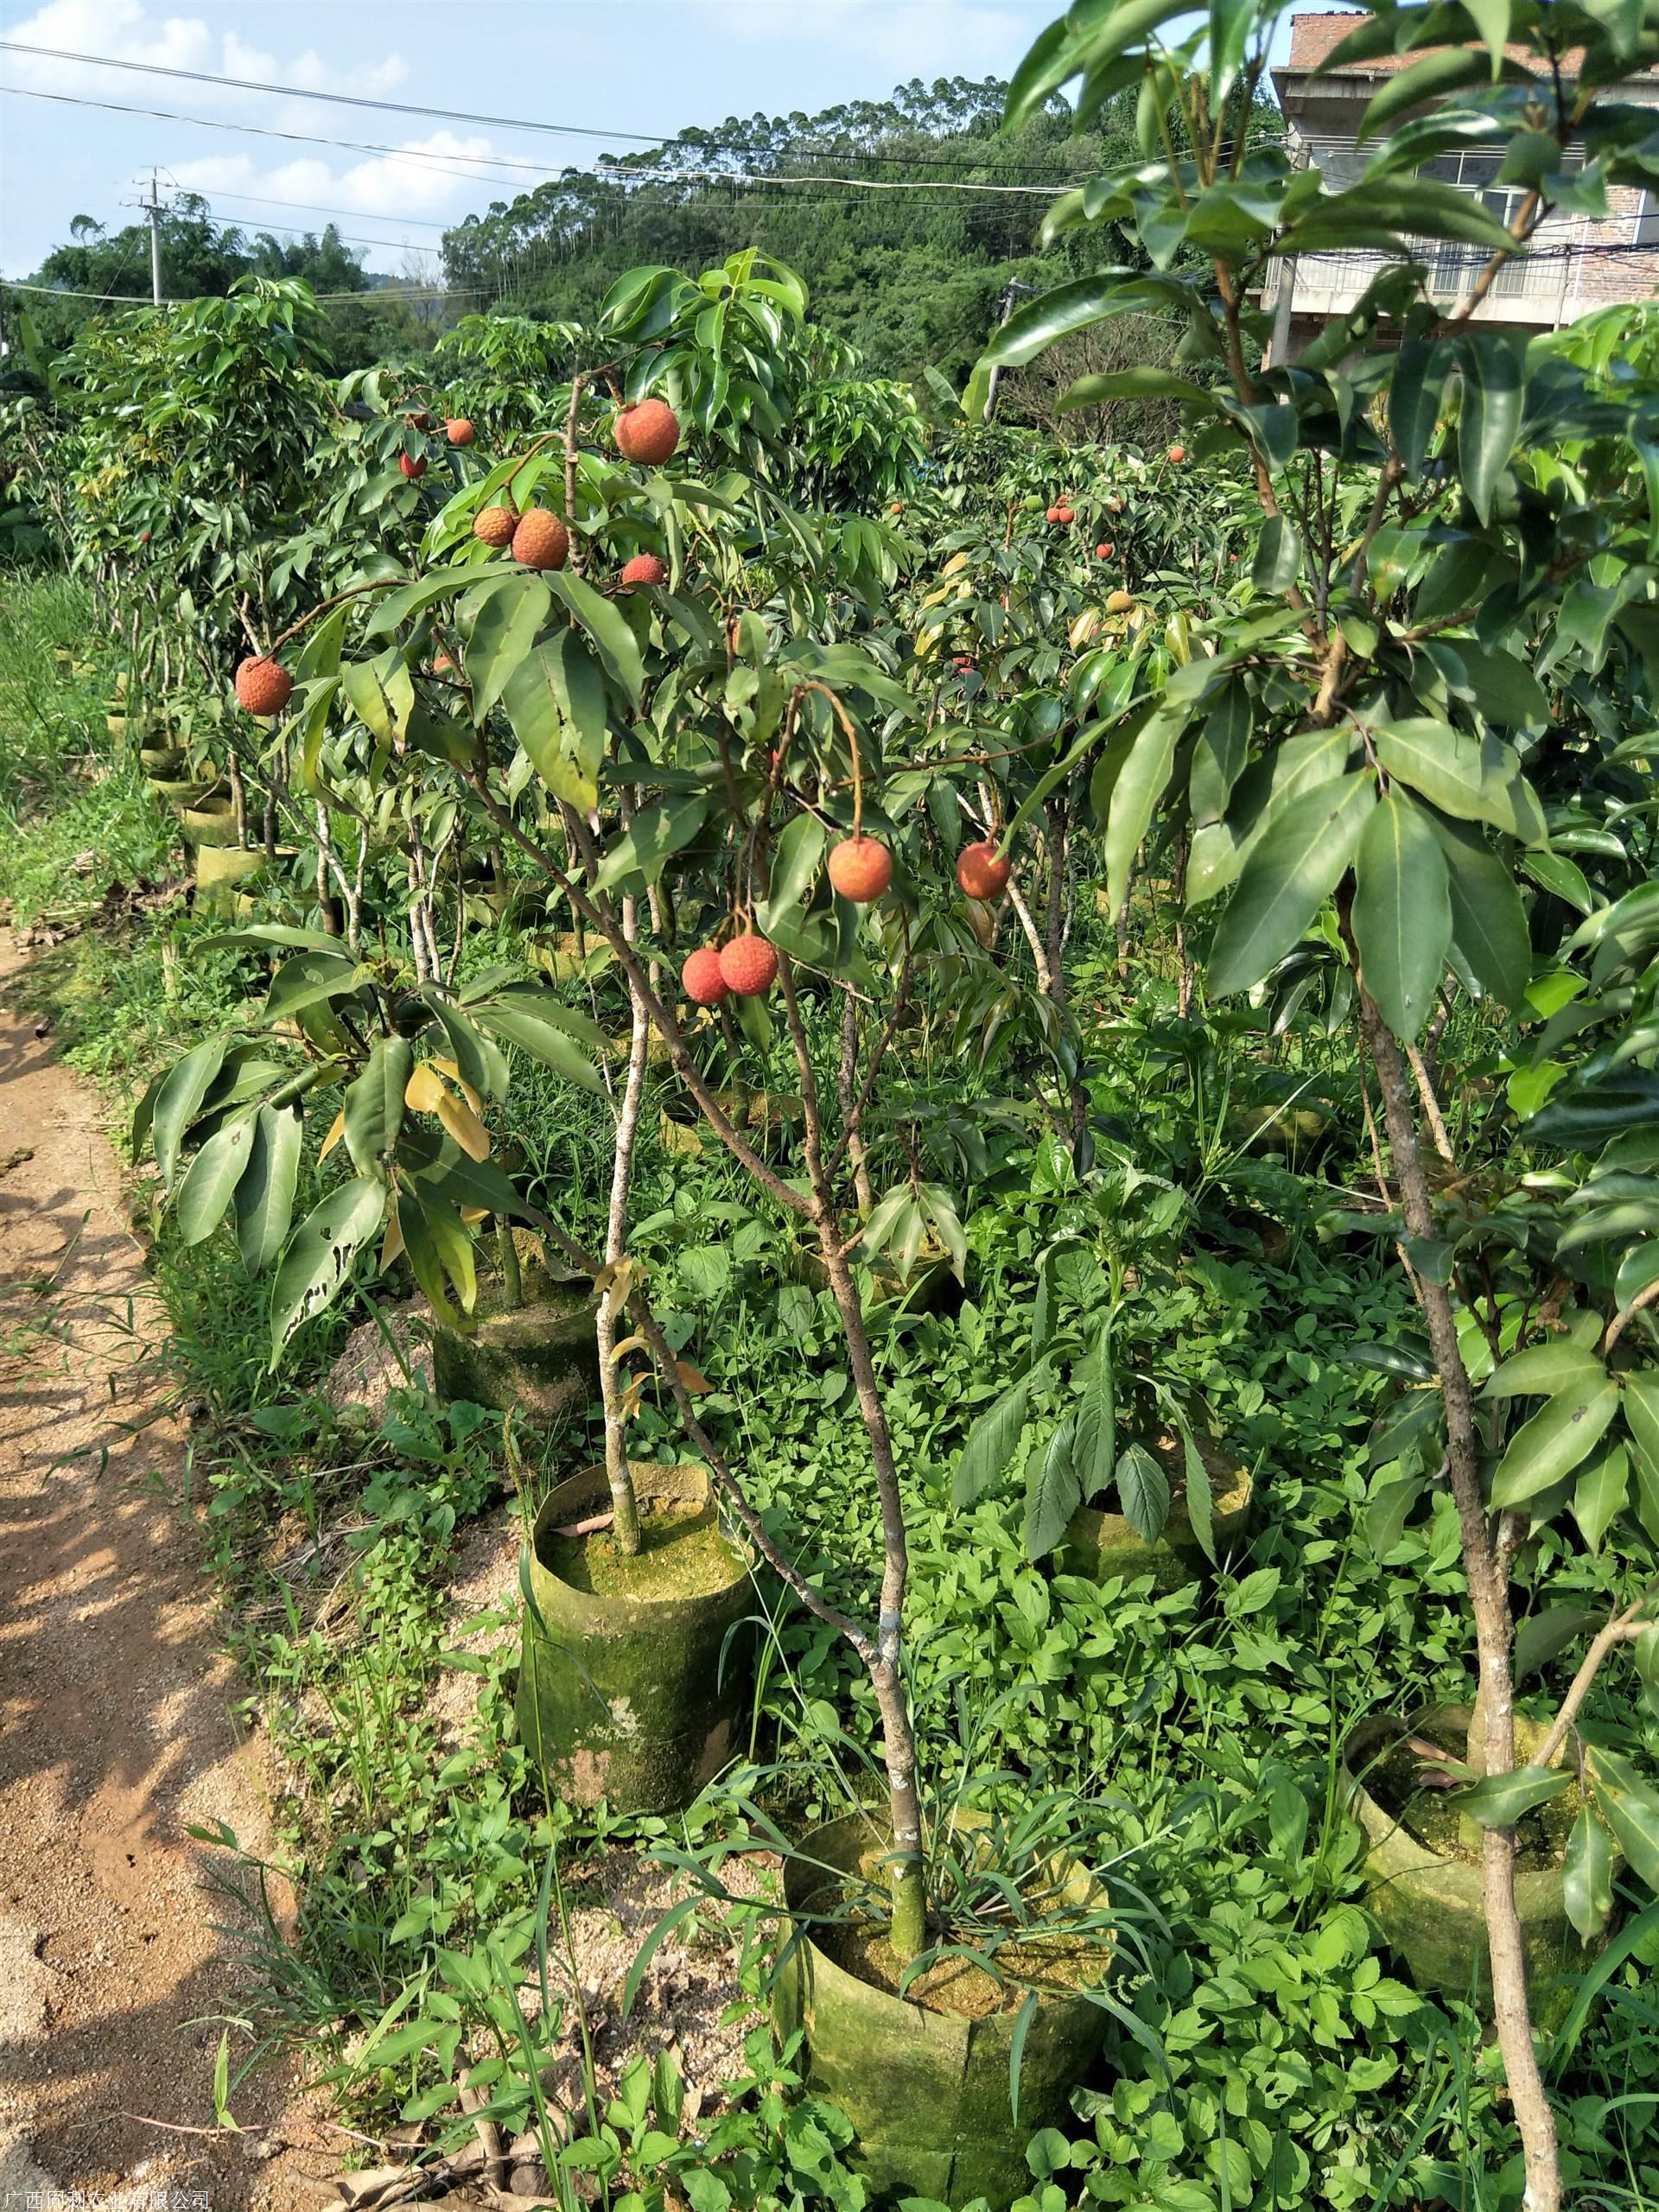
[0,936,322,2209]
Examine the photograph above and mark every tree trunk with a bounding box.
[1351,954,1560,2212]
[598,892,649,1557]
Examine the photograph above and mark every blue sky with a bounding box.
[0,0,1074,283]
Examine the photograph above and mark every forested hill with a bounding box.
[440,77,1133,385]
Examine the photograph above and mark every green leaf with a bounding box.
[1189,678,1251,829]
[1104,707,1185,921]
[265,949,365,1023]
[1563,1808,1616,1943]
[1426,812,1532,1008]
[427,1001,510,1103]
[234,1105,302,1276]
[547,569,645,709]
[1370,720,1544,844]
[270,1177,386,1363]
[594,798,707,892]
[979,271,1183,371]
[1252,513,1302,594]
[952,1374,1033,1510]
[1351,791,1451,1043]
[1116,1441,1172,1545]
[343,1036,413,1176]
[1024,1416,1082,1561]
[1484,1341,1607,1401]
[1177,1414,1216,1565]
[1207,773,1375,998]
[1209,0,1255,101]
[505,629,608,810]
[1585,1745,1659,1892]
[757,812,828,932]
[1458,331,1528,526]
[1455,1764,1572,1828]
[175,1116,257,1245]
[1388,339,1452,480]
[1574,1433,1637,1557]
[397,1182,478,1329]
[1058,368,1224,416]
[1513,1603,1602,1682]
[150,1038,228,1191]
[1621,1370,1659,1541]
[1072,1321,1116,1504]
[472,1002,604,1094]
[1489,1373,1619,1510]
[467,576,552,722]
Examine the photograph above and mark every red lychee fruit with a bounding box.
[718,932,779,997]
[1096,541,1115,560]
[432,651,455,675]
[511,511,570,570]
[406,410,433,430]
[682,946,729,1005]
[613,397,682,466]
[1045,505,1061,524]
[1167,444,1185,463]
[139,530,151,543]
[953,655,978,673]
[474,503,518,548]
[620,553,666,588]
[827,836,893,904]
[956,840,1012,901]
[235,657,291,719]
[1054,505,1076,525]
[400,452,427,480]
[446,418,475,446]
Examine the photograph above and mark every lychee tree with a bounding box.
[982,4,1659,2201]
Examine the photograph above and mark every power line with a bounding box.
[0,39,1089,179]
[182,188,449,230]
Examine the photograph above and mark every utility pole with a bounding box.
[983,276,1036,423]
[123,170,175,304]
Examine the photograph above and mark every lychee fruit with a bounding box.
[511,511,570,570]
[139,530,151,543]
[1045,505,1061,524]
[1167,445,1185,463]
[400,452,426,480]
[432,651,455,675]
[1096,542,1115,559]
[235,657,291,719]
[1054,505,1076,525]
[827,835,893,904]
[620,553,666,588]
[956,840,1011,901]
[1106,589,1135,613]
[446,418,475,446]
[406,410,433,430]
[474,503,518,548]
[682,946,729,1005]
[718,932,779,997]
[953,654,978,673]
[613,397,682,466]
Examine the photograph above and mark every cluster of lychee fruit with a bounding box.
[467,398,682,584]
[1046,500,1076,526]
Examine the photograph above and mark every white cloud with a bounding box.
[691,1,1030,79]
[168,130,503,227]
[2,0,409,102]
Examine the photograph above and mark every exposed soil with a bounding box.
[0,935,325,2207]
[1359,1714,1578,1871]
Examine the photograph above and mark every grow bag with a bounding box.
[153,775,224,811]
[194,844,266,915]
[517,1462,752,1814]
[1060,1433,1253,1592]
[1343,1705,1600,2009]
[773,1815,1109,2211]
[140,746,188,779]
[430,1279,597,1422]
[177,795,241,848]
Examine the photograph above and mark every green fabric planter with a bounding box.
[517,1462,753,1814]
[1059,1433,1254,1592]
[1343,1706,1603,2013]
[773,1815,1109,2209]
[430,1280,598,1422]
[153,775,222,810]
[140,746,188,779]
[177,795,241,848]
[194,844,267,915]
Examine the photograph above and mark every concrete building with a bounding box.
[1266,12,1659,351]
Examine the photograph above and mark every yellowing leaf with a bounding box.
[436,1090,491,1161]
[611,1332,648,1363]
[431,1056,482,1115]
[677,1357,713,1395]
[405,1064,448,1114]
[460,1205,489,1225]
[319,1108,346,1161]
[618,1373,644,1421]
[378,1201,405,1269]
